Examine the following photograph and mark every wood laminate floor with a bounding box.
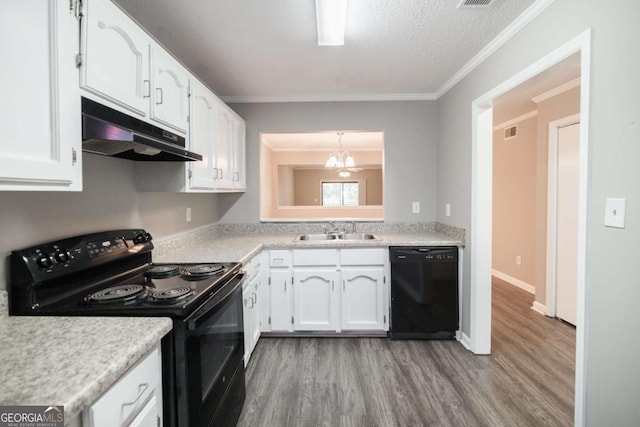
[237,278,575,427]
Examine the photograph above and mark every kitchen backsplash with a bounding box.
[153,222,465,258]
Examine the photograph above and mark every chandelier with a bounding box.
[325,132,356,177]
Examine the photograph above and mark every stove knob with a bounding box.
[134,235,145,244]
[55,250,70,264]
[36,255,52,269]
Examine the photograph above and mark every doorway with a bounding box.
[470,30,591,426]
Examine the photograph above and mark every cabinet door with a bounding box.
[232,117,246,190]
[214,105,233,189]
[0,0,82,191]
[269,269,292,331]
[250,276,261,352]
[341,268,385,330]
[293,269,340,331]
[151,47,189,134]
[189,79,216,190]
[82,0,150,116]
[242,283,253,367]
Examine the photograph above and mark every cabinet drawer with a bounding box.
[269,250,292,267]
[88,346,161,427]
[245,256,261,281]
[340,248,385,266]
[293,249,339,266]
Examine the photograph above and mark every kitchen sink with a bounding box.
[337,233,379,240]
[296,234,338,241]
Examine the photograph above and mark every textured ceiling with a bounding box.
[114,0,536,101]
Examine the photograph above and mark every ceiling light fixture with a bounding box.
[315,0,348,46]
[325,132,355,168]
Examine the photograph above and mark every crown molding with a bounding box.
[531,77,581,103]
[222,92,438,104]
[493,109,538,132]
[435,0,555,98]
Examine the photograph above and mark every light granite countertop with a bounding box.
[0,296,172,424]
[154,230,463,264]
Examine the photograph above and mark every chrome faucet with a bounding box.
[351,221,357,233]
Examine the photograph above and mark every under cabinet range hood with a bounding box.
[81,97,202,162]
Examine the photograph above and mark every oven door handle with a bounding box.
[186,273,245,332]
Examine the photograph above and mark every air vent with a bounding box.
[457,0,494,8]
[504,125,517,140]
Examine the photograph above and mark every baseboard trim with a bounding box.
[531,301,547,316]
[492,269,535,294]
[459,332,471,350]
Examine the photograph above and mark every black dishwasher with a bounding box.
[389,247,458,339]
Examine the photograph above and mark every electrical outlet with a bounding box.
[412,202,420,214]
[445,203,451,217]
[516,256,521,265]
[186,207,192,222]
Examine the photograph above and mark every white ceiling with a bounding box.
[262,131,384,151]
[113,0,537,102]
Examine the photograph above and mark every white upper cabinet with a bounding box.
[189,78,216,190]
[214,105,234,189]
[0,0,82,191]
[81,0,151,117]
[232,118,247,190]
[150,47,190,134]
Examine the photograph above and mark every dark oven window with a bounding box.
[198,291,243,401]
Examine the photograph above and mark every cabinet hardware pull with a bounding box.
[234,171,240,181]
[343,280,345,291]
[156,88,163,104]
[143,80,151,98]
[213,167,218,179]
[252,292,257,305]
[284,281,286,292]
[122,383,149,407]
[218,169,223,179]
[332,280,334,291]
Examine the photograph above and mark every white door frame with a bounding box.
[470,29,591,426]
[546,114,581,318]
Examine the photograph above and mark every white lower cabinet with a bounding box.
[84,345,163,427]
[269,269,293,331]
[263,248,388,333]
[243,256,261,366]
[341,268,386,330]
[293,269,340,331]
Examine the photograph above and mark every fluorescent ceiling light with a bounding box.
[315,0,348,46]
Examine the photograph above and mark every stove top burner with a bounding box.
[87,284,147,304]
[181,264,225,280]
[148,264,181,279]
[149,286,193,303]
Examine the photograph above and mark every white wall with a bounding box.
[437,0,640,423]
[0,153,221,290]
[219,101,438,223]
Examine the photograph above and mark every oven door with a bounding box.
[182,273,245,426]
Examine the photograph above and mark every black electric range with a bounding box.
[9,229,246,427]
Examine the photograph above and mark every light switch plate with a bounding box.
[604,198,625,228]
[412,202,420,214]
[186,207,192,222]
[445,203,451,217]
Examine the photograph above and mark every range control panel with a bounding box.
[11,229,153,285]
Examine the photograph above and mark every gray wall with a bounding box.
[220,101,438,223]
[437,0,640,424]
[0,153,221,290]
